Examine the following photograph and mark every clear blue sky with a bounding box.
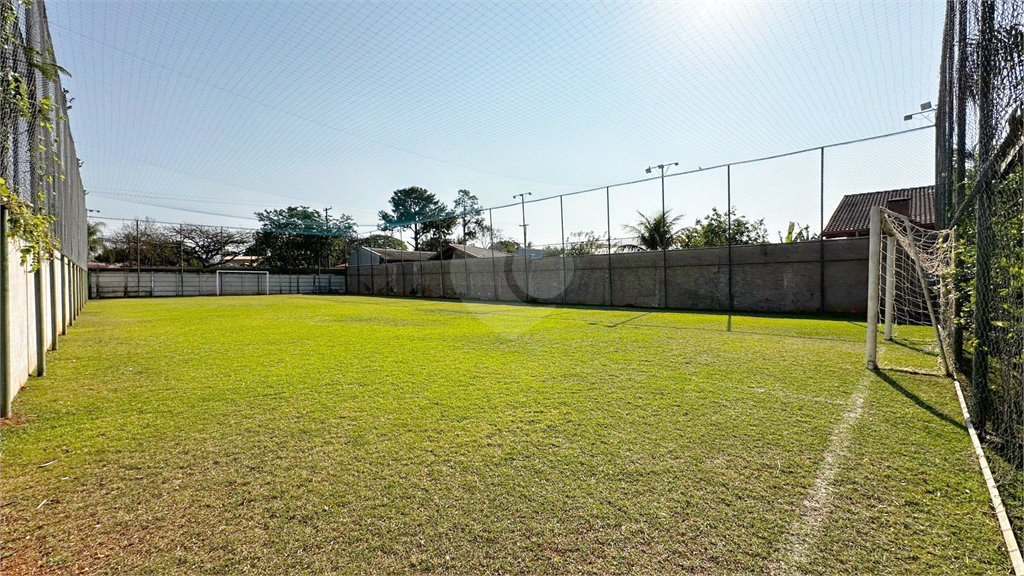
[51,0,942,246]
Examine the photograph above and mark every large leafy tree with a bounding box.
[95,219,181,267]
[453,189,487,244]
[251,206,355,273]
[379,187,450,251]
[178,224,252,268]
[619,210,683,252]
[351,233,408,252]
[676,207,768,248]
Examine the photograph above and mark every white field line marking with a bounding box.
[771,378,868,575]
[953,377,1024,576]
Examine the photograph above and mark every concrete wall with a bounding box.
[347,237,870,315]
[88,271,346,299]
[2,236,87,416]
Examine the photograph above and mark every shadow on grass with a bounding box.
[889,337,938,356]
[873,369,965,432]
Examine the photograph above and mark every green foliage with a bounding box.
[453,189,487,243]
[251,206,355,273]
[1,178,59,270]
[0,0,70,270]
[86,221,104,258]
[677,207,769,248]
[351,233,408,252]
[488,238,520,254]
[379,187,451,251]
[619,210,683,252]
[542,231,604,256]
[778,222,819,243]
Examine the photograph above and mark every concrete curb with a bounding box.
[952,377,1024,576]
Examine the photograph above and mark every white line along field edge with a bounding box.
[952,377,1024,576]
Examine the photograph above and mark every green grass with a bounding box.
[0,295,1013,574]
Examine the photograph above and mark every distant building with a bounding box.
[822,185,935,239]
[347,246,436,267]
[516,247,544,259]
[431,243,513,260]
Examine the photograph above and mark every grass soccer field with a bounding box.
[0,295,1013,574]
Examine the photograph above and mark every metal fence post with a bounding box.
[727,165,733,330]
[820,147,826,314]
[606,187,613,306]
[560,195,567,304]
[489,209,497,301]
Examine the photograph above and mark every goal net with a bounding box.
[866,206,955,375]
[216,270,270,296]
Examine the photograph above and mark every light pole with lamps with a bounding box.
[514,192,532,300]
[645,162,677,307]
[645,162,679,231]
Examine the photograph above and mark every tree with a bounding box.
[676,207,769,248]
[87,221,105,259]
[420,213,457,252]
[619,210,683,252]
[489,238,520,254]
[96,219,180,267]
[541,231,604,256]
[179,224,252,268]
[778,222,819,243]
[453,189,487,244]
[350,234,408,252]
[379,187,450,251]
[251,206,355,273]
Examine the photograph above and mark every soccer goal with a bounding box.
[216,270,270,296]
[865,206,954,375]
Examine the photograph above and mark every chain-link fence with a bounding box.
[346,127,933,317]
[935,0,1023,471]
[1,0,86,265]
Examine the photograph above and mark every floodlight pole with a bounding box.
[646,162,677,308]
[514,192,532,300]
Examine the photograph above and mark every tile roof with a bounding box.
[822,186,935,238]
[431,244,513,259]
[365,247,436,261]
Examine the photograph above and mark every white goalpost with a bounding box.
[216,270,270,296]
[865,206,954,375]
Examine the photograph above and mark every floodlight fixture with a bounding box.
[920,102,932,111]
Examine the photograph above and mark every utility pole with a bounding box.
[321,207,332,275]
[513,193,531,251]
[136,218,141,296]
[514,193,532,300]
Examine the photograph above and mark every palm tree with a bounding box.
[87,221,105,259]
[619,210,683,252]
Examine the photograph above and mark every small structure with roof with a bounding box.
[348,246,436,267]
[822,185,935,239]
[430,243,514,260]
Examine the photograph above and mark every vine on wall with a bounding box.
[1,0,66,271]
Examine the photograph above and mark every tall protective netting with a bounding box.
[1,0,88,266]
[934,0,1023,469]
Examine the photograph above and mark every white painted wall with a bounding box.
[2,235,85,412]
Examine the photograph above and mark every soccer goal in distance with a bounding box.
[216,270,270,296]
[865,205,954,375]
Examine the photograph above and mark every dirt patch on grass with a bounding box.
[0,411,31,430]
